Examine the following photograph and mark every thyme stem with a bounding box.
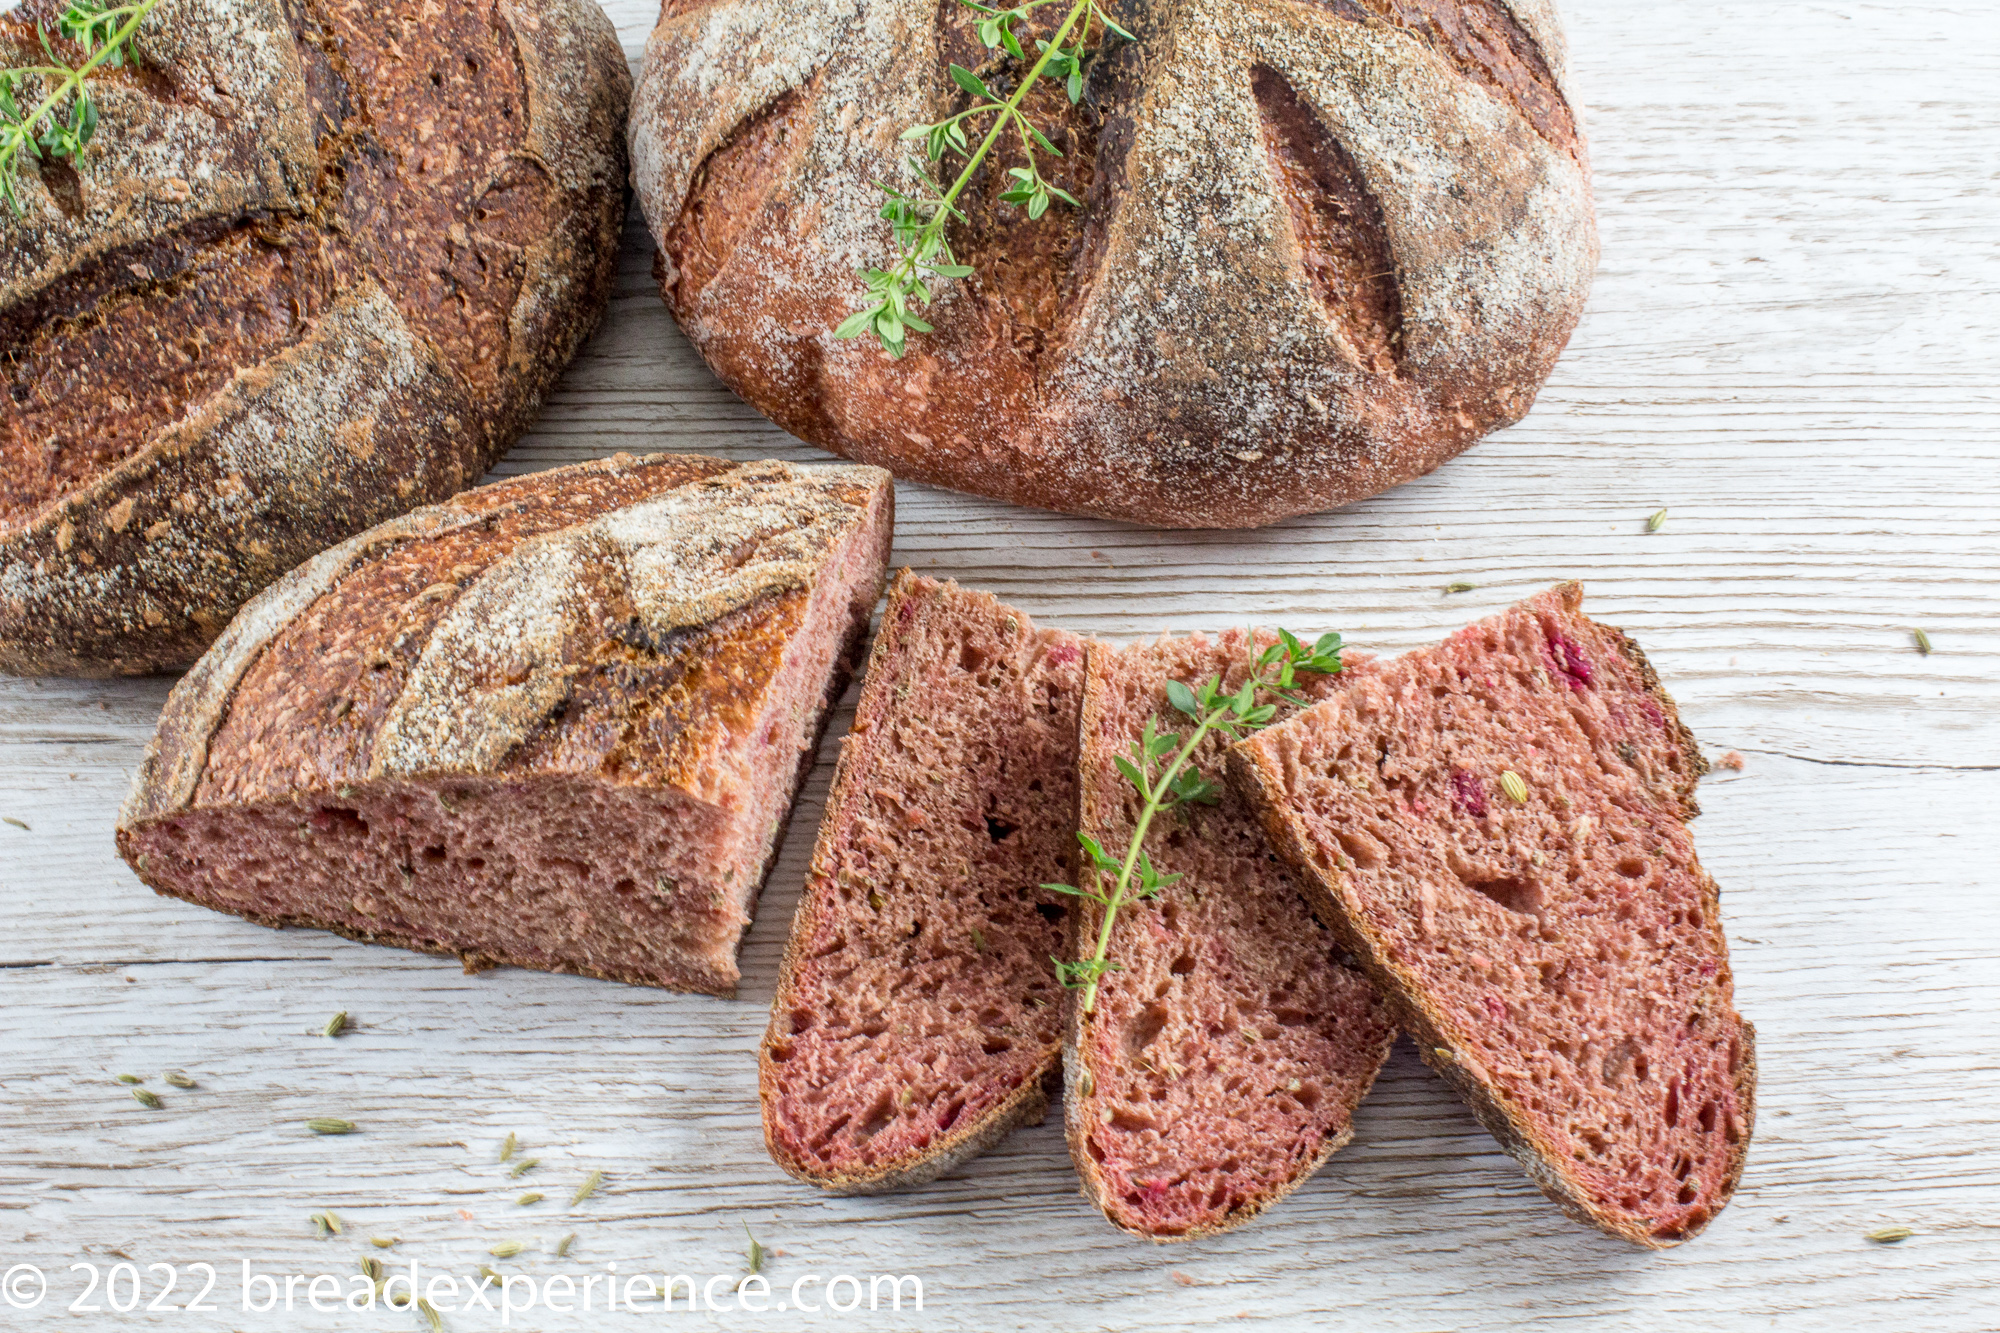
[891,0,1088,292]
[1,0,165,215]
[1048,630,1346,1015]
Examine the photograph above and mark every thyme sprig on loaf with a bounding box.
[0,0,162,215]
[834,0,1129,356]
[1049,630,1345,1014]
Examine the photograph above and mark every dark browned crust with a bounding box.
[1225,582,1755,1249]
[760,569,1080,1193]
[0,0,633,675]
[631,0,1597,529]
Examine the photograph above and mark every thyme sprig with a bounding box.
[0,0,162,216]
[835,0,1130,356]
[1046,630,1345,1015]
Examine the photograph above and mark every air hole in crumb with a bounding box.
[1108,1107,1157,1133]
[1170,954,1196,976]
[856,1091,894,1139]
[1034,902,1064,923]
[1697,1101,1718,1134]
[1617,857,1648,879]
[984,815,1017,842]
[1664,1081,1681,1127]
[959,642,990,673]
[1125,1002,1169,1056]
[1335,831,1386,870]
[1463,874,1543,915]
[981,1036,1012,1056]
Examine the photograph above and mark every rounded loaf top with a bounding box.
[631,0,1597,529]
[0,0,632,676]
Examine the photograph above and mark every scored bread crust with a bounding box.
[0,0,632,675]
[1228,583,1756,1248]
[117,453,894,996]
[1063,633,1395,1241]
[762,571,1089,1191]
[630,0,1597,528]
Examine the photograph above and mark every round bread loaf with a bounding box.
[0,0,630,676]
[631,0,1596,529]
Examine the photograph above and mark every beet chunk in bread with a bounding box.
[1066,633,1395,1241]
[117,455,892,997]
[1230,583,1755,1247]
[763,573,1087,1190]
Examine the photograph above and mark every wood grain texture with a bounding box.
[1,2,1996,1327]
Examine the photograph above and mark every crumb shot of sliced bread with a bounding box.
[1065,632,1395,1241]
[762,571,1089,1192]
[1229,583,1755,1248]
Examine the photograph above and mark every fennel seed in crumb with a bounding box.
[570,1170,605,1206]
[164,1071,196,1089]
[131,1087,163,1109]
[489,1240,525,1259]
[1500,770,1530,803]
[499,1131,518,1163]
[306,1117,355,1135]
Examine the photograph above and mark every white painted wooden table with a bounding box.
[3,3,1997,1328]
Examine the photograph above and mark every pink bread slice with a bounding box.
[762,571,1089,1190]
[1229,583,1755,1247]
[1065,632,1396,1240]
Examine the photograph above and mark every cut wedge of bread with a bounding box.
[1230,583,1754,1247]
[1064,632,1395,1240]
[762,571,1088,1190]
